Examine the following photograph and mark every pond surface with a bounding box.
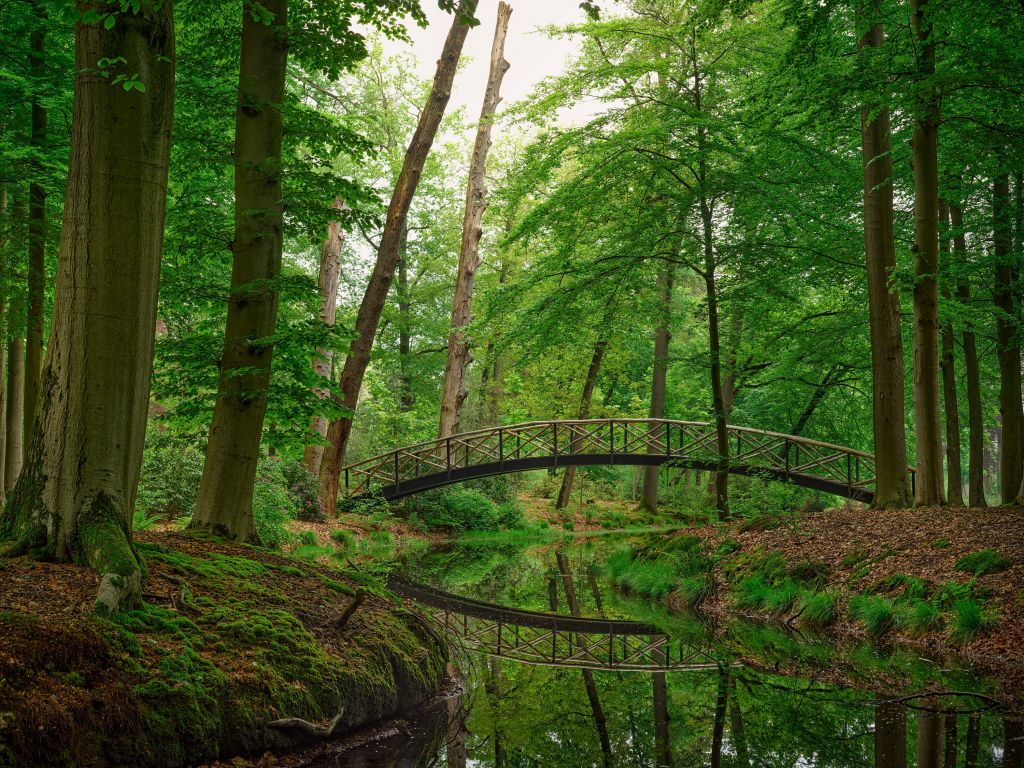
[311,532,1021,768]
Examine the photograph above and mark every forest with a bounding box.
[0,0,1023,766]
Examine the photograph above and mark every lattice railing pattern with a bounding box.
[343,419,913,501]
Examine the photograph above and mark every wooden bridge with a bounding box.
[343,419,914,503]
[390,576,719,672]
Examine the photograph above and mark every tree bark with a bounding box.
[0,1,175,616]
[4,299,24,491]
[859,7,911,509]
[874,697,907,768]
[652,664,671,767]
[1004,717,1024,768]
[438,2,511,439]
[642,266,673,512]
[909,0,945,506]
[0,298,6,500]
[729,675,750,768]
[396,225,413,412]
[915,704,944,768]
[950,203,986,506]
[556,335,608,509]
[964,713,980,768]
[303,198,345,475]
[318,2,476,515]
[993,171,1023,504]
[191,0,288,542]
[24,1,46,444]
[710,665,729,768]
[942,714,957,768]
[938,203,964,506]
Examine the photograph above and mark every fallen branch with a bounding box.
[335,590,366,629]
[267,709,345,739]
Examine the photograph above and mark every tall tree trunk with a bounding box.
[1005,718,1023,768]
[710,665,729,768]
[556,335,608,509]
[964,713,980,768]
[915,705,944,768]
[993,171,1023,504]
[0,2,175,615]
[938,203,964,506]
[556,551,612,767]
[318,3,476,515]
[950,203,986,506]
[942,714,957,768]
[486,657,505,768]
[396,225,414,412]
[874,697,907,768]
[483,258,510,425]
[0,299,6,500]
[909,0,945,506]
[729,676,750,768]
[24,2,46,444]
[859,7,911,509]
[438,2,511,438]
[191,0,288,541]
[642,266,673,512]
[303,198,345,475]
[4,298,24,490]
[652,664,671,767]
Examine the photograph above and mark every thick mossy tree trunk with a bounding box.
[908,0,945,507]
[642,266,673,512]
[438,1,511,439]
[555,335,608,510]
[303,198,345,476]
[0,3,175,616]
[318,2,476,516]
[191,0,288,542]
[859,7,911,509]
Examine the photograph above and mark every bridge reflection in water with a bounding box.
[389,576,719,673]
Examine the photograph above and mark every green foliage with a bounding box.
[280,460,326,522]
[136,423,205,520]
[415,488,502,532]
[330,529,355,552]
[798,592,837,627]
[948,599,994,643]
[955,549,1011,577]
[905,600,942,635]
[298,530,319,547]
[850,595,898,638]
[251,457,294,550]
[872,574,930,600]
[932,538,951,549]
[841,549,870,568]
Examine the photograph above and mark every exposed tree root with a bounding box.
[267,710,345,741]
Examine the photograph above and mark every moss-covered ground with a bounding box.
[0,532,447,768]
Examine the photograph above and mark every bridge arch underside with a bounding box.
[372,454,874,504]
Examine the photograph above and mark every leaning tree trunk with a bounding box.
[318,2,476,516]
[24,1,46,445]
[438,2,511,439]
[859,8,911,509]
[993,171,1023,504]
[909,0,945,506]
[938,203,964,506]
[191,0,288,542]
[951,203,986,506]
[642,266,673,512]
[555,335,608,510]
[0,2,175,616]
[303,198,345,475]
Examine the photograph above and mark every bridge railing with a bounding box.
[343,419,912,500]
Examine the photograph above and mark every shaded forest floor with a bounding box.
[0,532,447,768]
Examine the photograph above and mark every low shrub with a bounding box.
[298,530,318,547]
[136,423,205,520]
[252,456,294,549]
[281,460,326,522]
[416,488,501,532]
[955,549,1011,577]
[497,500,527,529]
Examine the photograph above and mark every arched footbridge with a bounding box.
[389,575,719,672]
[343,419,915,503]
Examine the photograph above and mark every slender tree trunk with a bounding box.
[993,171,1023,504]
[909,0,945,506]
[303,198,345,475]
[191,0,288,541]
[942,714,957,768]
[950,203,986,506]
[24,2,46,444]
[556,551,612,767]
[964,713,980,768]
[729,675,750,768]
[318,3,476,515]
[1005,718,1023,768]
[859,7,911,509]
[486,657,505,768]
[0,1,175,615]
[4,302,24,490]
[652,664,671,767]
[939,203,964,506]
[710,665,729,768]
[791,364,845,437]
[438,2,511,438]
[396,225,414,412]
[556,336,608,509]
[916,704,944,768]
[874,697,907,768]
[642,266,673,512]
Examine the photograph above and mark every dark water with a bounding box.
[307,533,1021,768]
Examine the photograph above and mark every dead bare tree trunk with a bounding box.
[438,2,511,438]
[303,198,345,475]
[859,6,911,509]
[642,266,673,512]
[318,2,477,516]
[0,1,175,615]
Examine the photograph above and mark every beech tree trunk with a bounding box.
[0,2,175,616]
[859,8,911,509]
[909,0,945,506]
[874,697,907,768]
[0,298,6,499]
[303,198,345,475]
[555,335,608,509]
[938,203,964,506]
[642,266,673,512]
[993,171,1023,504]
[318,3,476,516]
[652,662,671,767]
[396,226,414,412]
[191,0,288,541]
[24,2,46,444]
[4,300,24,491]
[438,2,511,439]
[951,203,986,506]
[916,705,944,768]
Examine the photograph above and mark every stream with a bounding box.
[306,532,1021,767]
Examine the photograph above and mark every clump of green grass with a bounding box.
[850,595,898,637]
[673,575,714,609]
[948,599,994,644]
[330,529,355,551]
[788,560,830,586]
[606,549,680,599]
[734,575,801,614]
[873,573,930,600]
[904,599,942,635]
[298,530,318,547]
[931,538,951,549]
[715,538,740,556]
[842,548,870,567]
[955,549,1011,577]
[799,592,837,627]
[292,544,333,562]
[737,513,782,533]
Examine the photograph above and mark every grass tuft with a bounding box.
[799,592,837,627]
[850,595,898,637]
[955,549,1011,577]
[948,599,994,644]
[904,599,942,635]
